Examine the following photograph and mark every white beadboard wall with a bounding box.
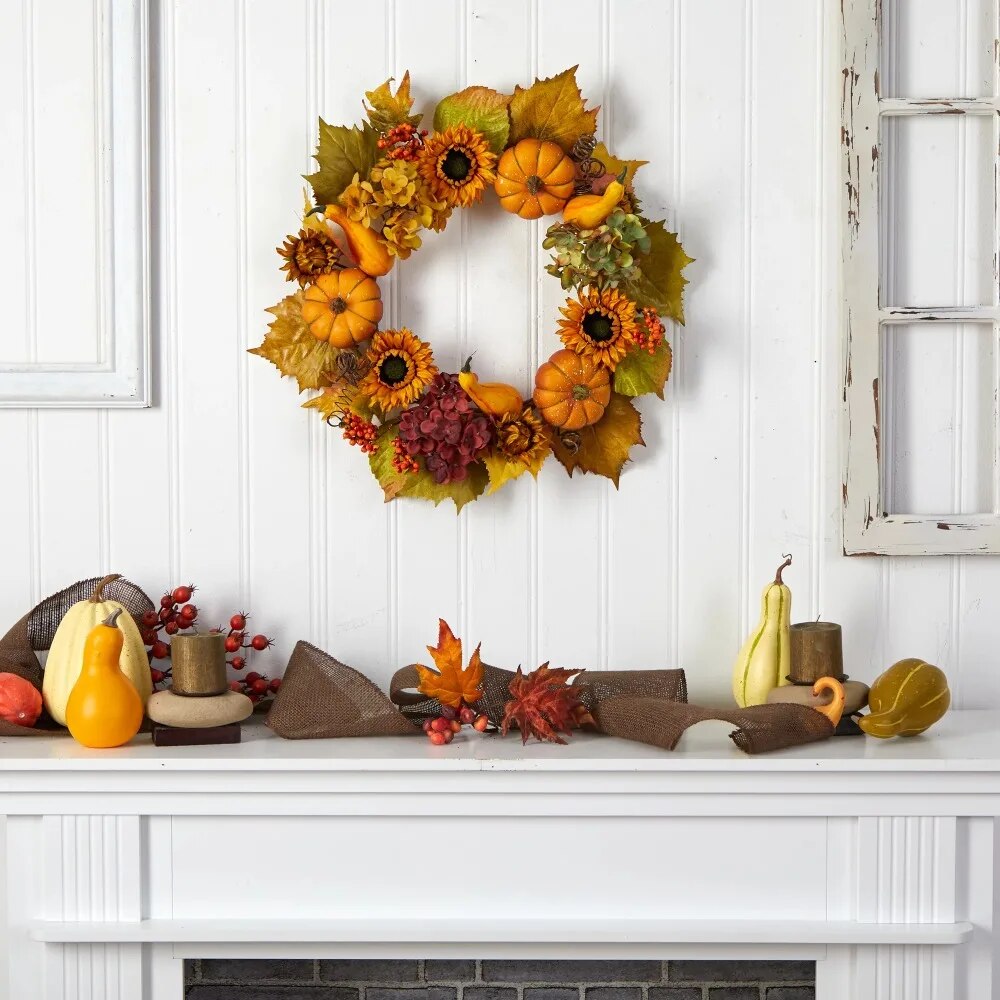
[0,0,997,706]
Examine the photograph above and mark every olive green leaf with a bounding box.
[508,65,599,152]
[632,219,694,325]
[613,343,673,399]
[551,393,644,487]
[305,119,380,205]
[433,86,511,154]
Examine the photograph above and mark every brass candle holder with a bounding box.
[169,632,228,697]
[788,621,845,684]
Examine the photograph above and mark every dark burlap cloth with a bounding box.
[593,697,835,754]
[0,576,153,737]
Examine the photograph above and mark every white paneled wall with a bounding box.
[0,0,997,706]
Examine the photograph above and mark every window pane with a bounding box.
[881,0,996,98]
[880,114,996,308]
[882,322,995,515]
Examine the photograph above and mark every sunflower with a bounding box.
[276,229,343,286]
[557,286,638,370]
[495,406,552,469]
[359,328,438,412]
[417,124,497,208]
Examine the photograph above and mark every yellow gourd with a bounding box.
[562,170,626,229]
[458,359,523,418]
[858,658,950,738]
[65,610,144,748]
[324,204,394,277]
[43,574,151,726]
[731,555,793,707]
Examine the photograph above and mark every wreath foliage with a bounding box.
[252,67,693,510]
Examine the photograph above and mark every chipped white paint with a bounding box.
[841,0,1000,554]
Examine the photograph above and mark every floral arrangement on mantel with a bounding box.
[251,67,693,509]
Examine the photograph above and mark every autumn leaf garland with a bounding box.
[251,67,693,510]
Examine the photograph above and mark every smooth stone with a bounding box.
[766,679,869,715]
[146,689,253,729]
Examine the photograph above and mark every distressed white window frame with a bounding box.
[841,0,1000,554]
[0,0,150,408]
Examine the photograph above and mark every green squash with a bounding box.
[858,658,950,738]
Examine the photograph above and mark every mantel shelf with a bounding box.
[29,917,974,947]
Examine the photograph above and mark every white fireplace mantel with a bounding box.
[3,710,999,999]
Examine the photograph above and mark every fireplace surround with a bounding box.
[1,710,995,999]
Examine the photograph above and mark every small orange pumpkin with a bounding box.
[533,349,611,430]
[0,673,42,728]
[300,268,383,347]
[494,139,577,220]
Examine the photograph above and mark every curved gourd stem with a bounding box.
[102,609,123,630]
[812,676,846,728]
[774,554,793,585]
[89,574,121,603]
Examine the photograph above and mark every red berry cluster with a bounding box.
[421,702,490,745]
[229,671,281,705]
[141,584,199,685]
[391,434,420,474]
[341,413,378,454]
[633,307,666,355]
[377,123,427,161]
[216,613,276,705]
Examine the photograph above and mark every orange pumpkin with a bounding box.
[494,139,577,220]
[301,268,383,347]
[0,673,42,728]
[533,349,611,430]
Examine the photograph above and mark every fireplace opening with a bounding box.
[183,958,816,999]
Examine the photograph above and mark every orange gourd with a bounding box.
[0,673,42,728]
[533,349,611,430]
[301,268,383,348]
[494,139,577,220]
[65,610,144,749]
[458,360,524,418]
[324,203,394,277]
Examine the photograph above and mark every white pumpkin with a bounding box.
[42,574,152,726]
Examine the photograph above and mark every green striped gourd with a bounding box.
[858,658,950,738]
[731,556,792,707]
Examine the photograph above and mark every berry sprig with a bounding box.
[421,702,491,745]
[633,307,666,354]
[377,122,427,161]
[340,413,378,454]
[215,612,277,705]
[391,434,420,474]
[141,584,199,685]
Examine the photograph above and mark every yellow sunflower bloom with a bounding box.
[360,329,438,412]
[557,286,639,370]
[417,125,497,209]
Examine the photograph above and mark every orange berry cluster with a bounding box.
[422,703,491,745]
[377,122,428,161]
[391,434,420,473]
[341,413,378,453]
[633,307,666,354]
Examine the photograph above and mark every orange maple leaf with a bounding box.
[414,619,484,709]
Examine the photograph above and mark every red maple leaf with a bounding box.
[500,664,591,745]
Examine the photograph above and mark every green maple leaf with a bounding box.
[551,393,644,487]
[369,425,487,511]
[434,86,511,154]
[632,220,694,325]
[305,119,379,205]
[613,343,673,399]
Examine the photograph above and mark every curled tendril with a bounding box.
[558,430,582,454]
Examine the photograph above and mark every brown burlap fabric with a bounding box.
[267,641,419,739]
[573,668,688,710]
[593,697,835,754]
[0,576,154,738]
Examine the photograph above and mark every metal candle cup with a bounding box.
[788,621,844,684]
[169,633,228,697]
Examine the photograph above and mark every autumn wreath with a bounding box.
[251,67,692,509]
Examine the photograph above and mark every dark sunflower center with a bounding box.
[582,311,614,342]
[441,149,472,182]
[329,296,347,315]
[379,355,409,385]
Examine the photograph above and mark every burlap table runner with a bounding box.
[0,577,153,738]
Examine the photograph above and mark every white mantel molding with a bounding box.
[4,711,1000,999]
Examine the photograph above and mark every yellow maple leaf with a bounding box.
[551,392,644,487]
[482,446,549,495]
[508,66,599,152]
[414,619,484,708]
[592,142,647,189]
[249,292,338,393]
[364,72,422,134]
